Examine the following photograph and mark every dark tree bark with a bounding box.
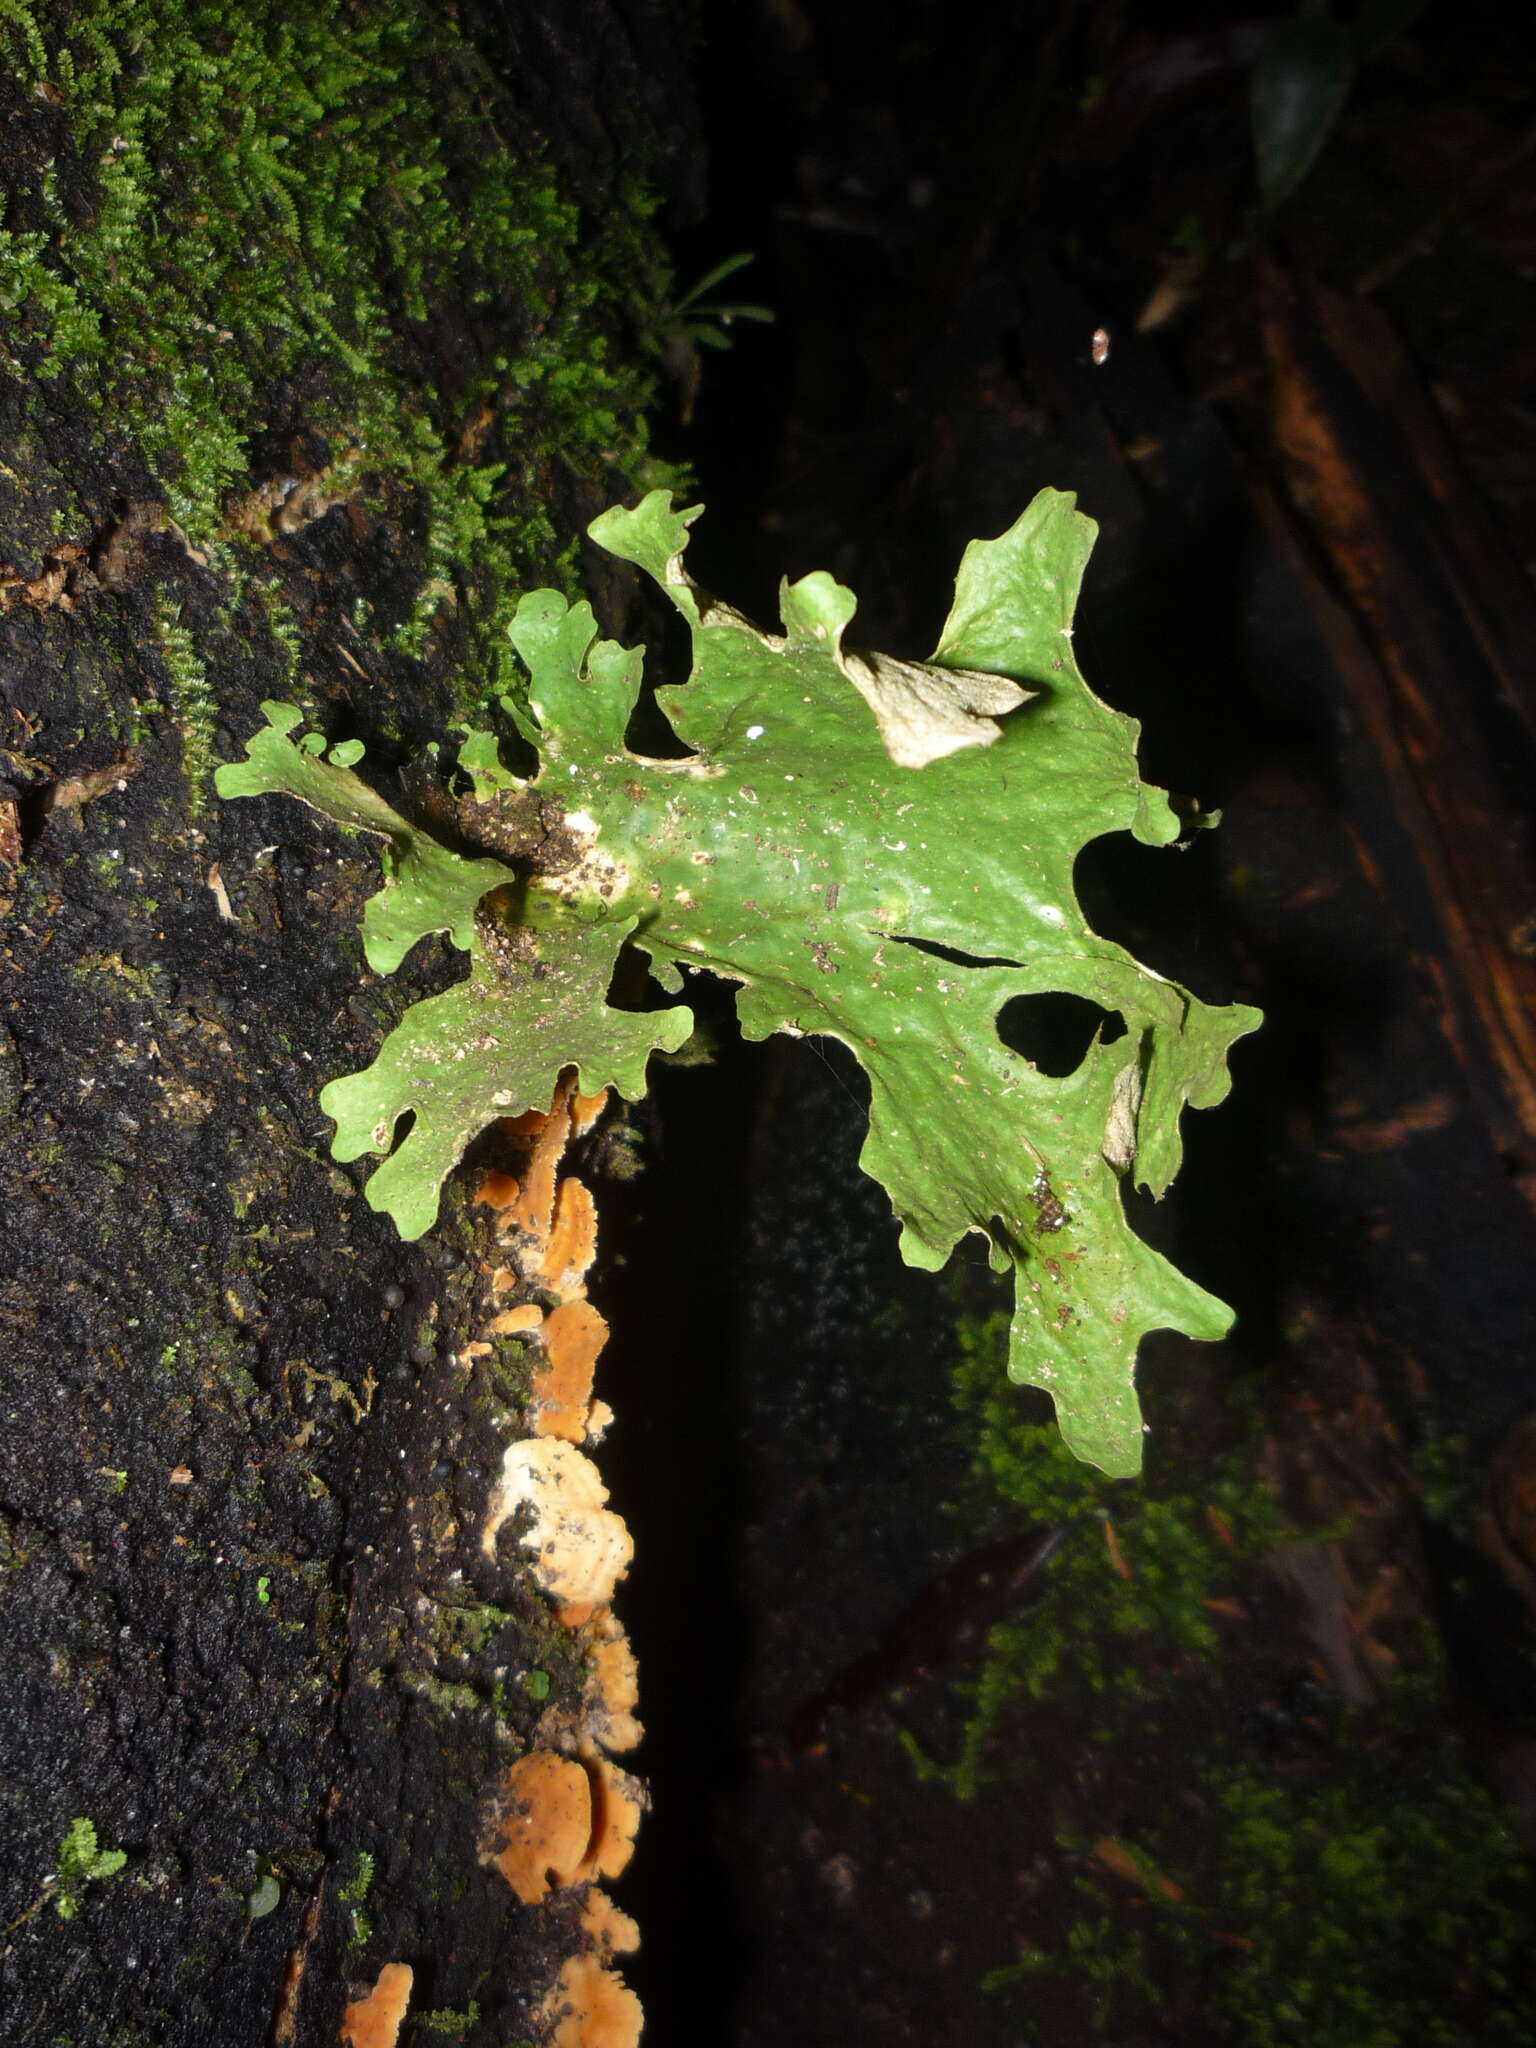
[0,5,699,2042]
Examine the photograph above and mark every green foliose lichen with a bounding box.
[218,488,1259,1473]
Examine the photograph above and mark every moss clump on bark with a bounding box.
[0,0,680,681]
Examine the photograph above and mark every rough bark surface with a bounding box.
[0,5,698,2042]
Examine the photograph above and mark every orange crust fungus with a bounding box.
[484,1751,595,1905]
[479,1097,567,1240]
[581,1751,643,1886]
[568,1086,608,1135]
[475,1076,606,1255]
[483,1750,644,1905]
[337,1962,414,2048]
[580,1609,642,1753]
[541,1953,643,2048]
[486,1301,545,1337]
[528,1299,610,1441]
[470,1068,642,2037]
[542,1173,599,1294]
[480,1438,633,1610]
[582,1886,640,1958]
[474,1168,522,1215]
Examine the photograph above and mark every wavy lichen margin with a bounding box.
[216,489,1259,1473]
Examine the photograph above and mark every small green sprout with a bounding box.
[417,2002,481,2036]
[338,1850,376,1907]
[340,1849,376,1950]
[47,1818,127,1923]
[666,251,774,352]
[663,252,774,420]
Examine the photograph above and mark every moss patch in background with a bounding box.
[902,1307,1294,1802]
[0,0,682,702]
[903,1306,1536,2047]
[980,1727,1532,2048]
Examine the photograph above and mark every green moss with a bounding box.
[984,1912,1160,2028]
[337,1850,374,1908]
[399,1668,483,1719]
[335,1847,376,1949]
[416,2003,481,2037]
[986,1719,1533,2047]
[1208,1738,1530,2046]
[0,0,680,687]
[928,1307,1536,2044]
[424,1591,514,1661]
[247,581,303,686]
[910,1306,1290,1798]
[50,1816,127,1920]
[468,1333,534,1425]
[150,591,218,811]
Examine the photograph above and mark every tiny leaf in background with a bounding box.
[1252,3,1357,215]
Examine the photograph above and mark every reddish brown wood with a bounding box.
[1258,263,1536,1194]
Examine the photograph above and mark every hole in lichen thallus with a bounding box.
[997,992,1125,1076]
[624,603,698,762]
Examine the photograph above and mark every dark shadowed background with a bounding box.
[598,4,1536,2043]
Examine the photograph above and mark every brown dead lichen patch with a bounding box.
[484,1751,594,1905]
[223,458,361,543]
[838,645,1032,768]
[1487,1410,1536,1613]
[49,754,141,816]
[0,543,85,613]
[338,1962,414,2048]
[529,1300,610,1441]
[0,797,19,915]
